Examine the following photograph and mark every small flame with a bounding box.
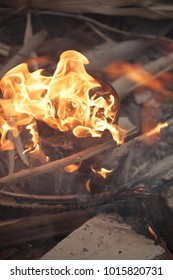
[144,122,168,137]
[0,50,124,152]
[64,163,81,173]
[86,179,91,192]
[147,225,158,241]
[29,143,40,154]
[91,167,113,179]
[25,120,39,152]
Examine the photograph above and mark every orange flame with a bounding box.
[64,163,81,173]
[91,167,113,179]
[86,179,91,193]
[144,122,168,137]
[147,225,158,241]
[105,62,173,99]
[0,50,124,152]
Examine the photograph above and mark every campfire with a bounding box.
[0,50,168,194]
[0,4,173,260]
[0,50,127,196]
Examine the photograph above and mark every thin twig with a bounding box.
[86,22,112,42]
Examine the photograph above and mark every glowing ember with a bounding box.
[91,167,113,179]
[144,122,168,137]
[0,50,124,152]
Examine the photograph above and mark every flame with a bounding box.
[0,50,124,152]
[86,179,91,193]
[64,163,81,173]
[25,120,39,152]
[91,167,113,179]
[105,62,173,99]
[144,122,168,137]
[147,225,158,241]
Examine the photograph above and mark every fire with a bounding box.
[64,163,81,173]
[25,120,39,152]
[86,179,91,193]
[91,167,113,179]
[144,122,168,137]
[104,62,173,99]
[147,225,158,241]
[0,50,123,153]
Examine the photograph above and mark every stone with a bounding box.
[42,213,165,260]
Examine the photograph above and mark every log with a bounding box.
[85,40,149,72]
[0,29,48,78]
[0,117,172,188]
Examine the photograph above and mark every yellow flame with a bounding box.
[91,167,113,179]
[26,120,39,152]
[64,163,81,173]
[0,50,124,151]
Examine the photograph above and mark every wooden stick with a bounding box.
[85,40,149,72]
[112,52,173,100]
[0,29,48,78]
[1,117,172,188]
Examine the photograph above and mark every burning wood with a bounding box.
[0,47,172,189]
[0,151,173,248]
[0,117,171,188]
[0,50,123,154]
[111,52,173,100]
[0,9,173,258]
